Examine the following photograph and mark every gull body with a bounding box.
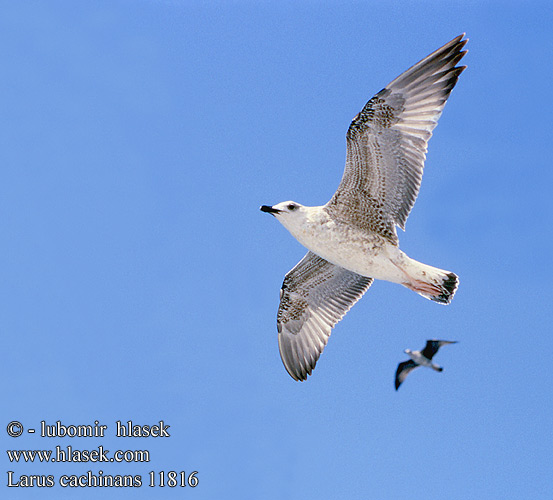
[404,348,440,370]
[264,201,455,298]
[261,34,468,381]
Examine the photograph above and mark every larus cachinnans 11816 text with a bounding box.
[261,34,467,381]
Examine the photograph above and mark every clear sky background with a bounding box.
[1,1,552,499]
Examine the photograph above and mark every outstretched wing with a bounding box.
[421,339,457,360]
[277,252,372,381]
[395,360,419,390]
[326,34,468,242]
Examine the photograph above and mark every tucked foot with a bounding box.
[404,271,459,304]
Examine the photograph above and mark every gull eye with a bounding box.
[287,204,297,211]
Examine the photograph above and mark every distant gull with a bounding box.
[261,35,467,381]
[395,339,457,390]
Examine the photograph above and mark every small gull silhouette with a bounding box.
[395,340,457,390]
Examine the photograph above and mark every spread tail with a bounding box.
[402,259,459,304]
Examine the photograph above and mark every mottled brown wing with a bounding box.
[326,34,468,242]
[277,252,372,381]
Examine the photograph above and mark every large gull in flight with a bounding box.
[261,35,467,381]
[395,339,458,390]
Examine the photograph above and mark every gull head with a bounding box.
[260,201,305,216]
[260,201,310,234]
[404,348,412,355]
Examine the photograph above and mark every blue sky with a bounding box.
[1,1,552,498]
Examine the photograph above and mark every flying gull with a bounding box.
[395,339,457,390]
[261,34,467,381]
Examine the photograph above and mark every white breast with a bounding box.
[293,217,408,283]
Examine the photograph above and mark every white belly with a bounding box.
[294,221,408,284]
[408,352,430,365]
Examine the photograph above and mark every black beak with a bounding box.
[260,205,281,215]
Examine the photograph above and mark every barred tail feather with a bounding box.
[433,272,459,304]
[402,259,459,304]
